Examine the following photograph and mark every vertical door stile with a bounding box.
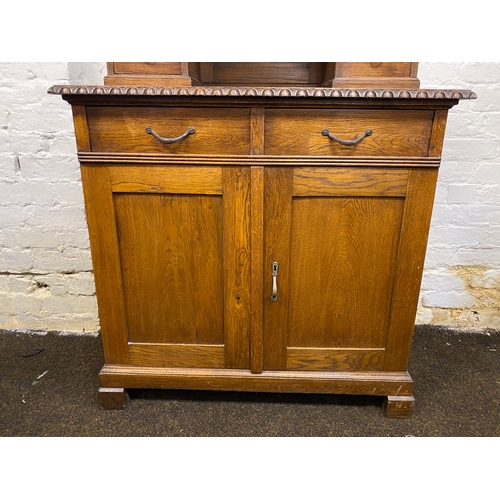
[250,166,264,373]
[80,164,130,365]
[223,165,252,369]
[250,107,266,373]
[263,167,294,370]
[383,168,439,371]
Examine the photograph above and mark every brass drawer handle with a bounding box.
[145,126,195,144]
[271,262,278,302]
[322,128,372,146]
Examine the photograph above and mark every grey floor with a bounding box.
[0,325,498,437]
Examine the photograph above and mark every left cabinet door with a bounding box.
[81,164,252,370]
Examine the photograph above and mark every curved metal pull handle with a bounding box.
[322,128,372,146]
[271,262,278,302]
[145,126,195,144]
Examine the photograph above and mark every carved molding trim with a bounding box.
[48,85,477,100]
[78,152,442,168]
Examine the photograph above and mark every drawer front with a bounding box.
[86,107,251,154]
[264,109,434,156]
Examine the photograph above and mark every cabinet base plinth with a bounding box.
[99,365,414,417]
[384,395,415,418]
[98,387,129,410]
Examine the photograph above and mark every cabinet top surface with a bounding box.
[48,85,477,101]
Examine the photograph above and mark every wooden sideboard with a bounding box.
[49,66,476,418]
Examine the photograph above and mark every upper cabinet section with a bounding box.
[103,62,421,89]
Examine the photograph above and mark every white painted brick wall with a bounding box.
[0,62,498,333]
[0,62,105,333]
[417,62,500,330]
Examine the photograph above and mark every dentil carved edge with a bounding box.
[47,85,477,100]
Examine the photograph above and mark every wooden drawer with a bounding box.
[86,107,251,154]
[264,109,434,156]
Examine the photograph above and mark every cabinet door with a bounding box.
[263,166,436,373]
[81,164,251,370]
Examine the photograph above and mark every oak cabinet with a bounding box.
[49,79,476,418]
[264,166,406,371]
[81,159,254,373]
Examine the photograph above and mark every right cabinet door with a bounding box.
[262,166,437,373]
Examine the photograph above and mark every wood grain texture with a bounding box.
[57,72,467,416]
[335,62,417,79]
[293,167,409,197]
[286,348,384,371]
[409,63,419,78]
[71,106,90,151]
[103,76,195,86]
[87,107,251,154]
[104,63,192,87]
[79,153,441,169]
[110,165,222,194]
[250,107,265,155]
[80,165,129,365]
[287,196,404,349]
[329,63,420,89]
[263,168,293,370]
[102,62,421,89]
[384,169,439,371]
[111,62,183,75]
[250,166,264,373]
[114,192,224,345]
[100,364,413,396]
[384,395,415,418]
[429,109,449,157]
[265,109,434,157]
[223,167,252,369]
[129,343,224,368]
[211,62,313,85]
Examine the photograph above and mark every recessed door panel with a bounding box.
[263,167,407,372]
[114,193,224,345]
[288,196,404,349]
[84,164,253,370]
